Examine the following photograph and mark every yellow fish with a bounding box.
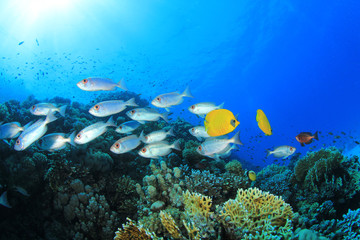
[256,109,272,136]
[204,109,239,137]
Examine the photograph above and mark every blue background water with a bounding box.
[0,0,359,167]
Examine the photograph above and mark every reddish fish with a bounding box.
[296,131,319,146]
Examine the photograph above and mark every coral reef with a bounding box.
[335,208,360,239]
[217,187,293,239]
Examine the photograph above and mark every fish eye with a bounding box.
[230,119,236,127]
[76,133,81,139]
[119,126,122,129]
[191,128,195,132]
[131,110,135,114]
[16,139,20,145]
[82,79,88,83]
[145,136,148,140]
[115,143,120,149]
[290,147,293,151]
[156,97,161,102]
[94,105,100,110]
[141,148,147,153]
[32,105,36,110]
[198,146,202,151]
[191,105,195,109]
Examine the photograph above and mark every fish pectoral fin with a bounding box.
[165,107,171,112]
[137,120,146,124]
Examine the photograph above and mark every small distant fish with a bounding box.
[126,108,168,124]
[329,132,334,135]
[0,191,11,208]
[18,41,24,45]
[30,103,67,117]
[296,131,319,146]
[256,109,272,136]
[197,131,243,159]
[151,86,193,111]
[354,141,359,145]
[341,131,346,135]
[334,136,341,139]
[138,140,181,158]
[204,109,239,137]
[37,132,76,151]
[74,117,116,144]
[188,102,224,118]
[140,127,174,144]
[77,78,127,91]
[14,186,30,197]
[36,38,39,46]
[89,98,138,117]
[189,126,210,141]
[115,121,141,134]
[110,135,141,154]
[14,112,58,151]
[267,145,296,159]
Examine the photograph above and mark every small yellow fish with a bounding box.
[204,109,239,137]
[256,109,272,136]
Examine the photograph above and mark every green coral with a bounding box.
[224,160,243,175]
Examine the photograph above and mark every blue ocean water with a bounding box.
[1,0,360,239]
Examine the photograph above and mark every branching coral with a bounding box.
[159,211,183,239]
[114,218,161,240]
[217,187,293,239]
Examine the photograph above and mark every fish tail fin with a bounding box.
[218,102,225,109]
[117,79,128,91]
[182,86,194,98]
[126,97,138,107]
[58,105,67,117]
[45,111,58,124]
[167,127,175,136]
[106,116,116,127]
[230,131,243,145]
[68,131,77,147]
[0,191,11,208]
[139,131,145,142]
[171,140,181,151]
[266,150,272,157]
[314,131,319,140]
[161,112,169,123]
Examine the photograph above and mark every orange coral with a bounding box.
[159,211,182,239]
[114,218,160,240]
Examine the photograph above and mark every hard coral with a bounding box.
[218,187,293,239]
[114,218,161,240]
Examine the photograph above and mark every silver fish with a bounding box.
[267,145,296,159]
[77,77,127,91]
[89,98,138,117]
[140,127,174,144]
[216,144,238,159]
[189,126,210,141]
[14,112,58,151]
[0,191,11,208]
[126,108,168,124]
[110,135,141,154]
[38,132,76,151]
[74,117,116,144]
[188,102,224,118]
[116,120,141,134]
[138,140,181,159]
[0,122,25,139]
[151,86,193,111]
[30,103,67,117]
[196,132,243,158]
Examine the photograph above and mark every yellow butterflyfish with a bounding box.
[256,109,272,136]
[204,109,239,137]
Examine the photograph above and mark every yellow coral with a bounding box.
[183,190,213,218]
[219,187,293,239]
[114,218,160,240]
[183,220,200,240]
[159,211,182,239]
